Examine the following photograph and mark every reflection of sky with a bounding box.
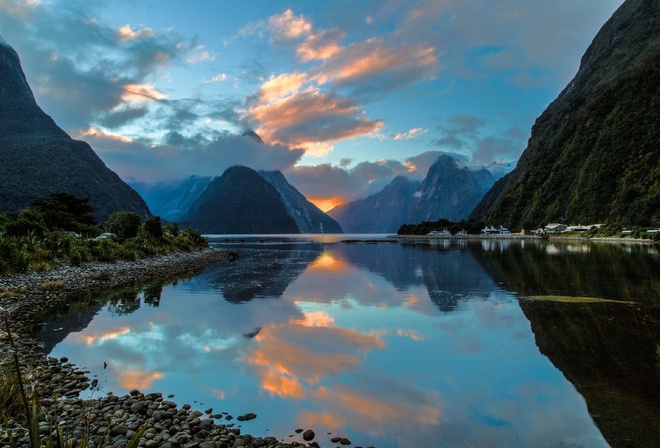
[47,242,608,448]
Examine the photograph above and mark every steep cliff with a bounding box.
[0,36,150,221]
[471,0,660,228]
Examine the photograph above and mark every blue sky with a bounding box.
[0,0,624,209]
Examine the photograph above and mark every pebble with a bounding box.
[0,248,371,448]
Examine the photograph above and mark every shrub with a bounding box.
[142,216,163,239]
[104,211,142,240]
[4,218,46,237]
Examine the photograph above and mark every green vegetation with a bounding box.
[398,218,486,235]
[473,1,660,230]
[0,193,208,276]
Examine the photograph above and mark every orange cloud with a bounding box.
[289,310,335,328]
[259,72,308,104]
[117,368,163,390]
[78,127,133,143]
[296,29,345,62]
[314,40,437,86]
[247,322,384,399]
[121,83,166,103]
[250,89,383,152]
[72,326,131,345]
[300,385,442,438]
[269,9,312,41]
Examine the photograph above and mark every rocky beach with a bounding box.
[0,248,339,448]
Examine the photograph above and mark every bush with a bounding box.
[105,211,142,240]
[4,218,46,237]
[142,216,163,239]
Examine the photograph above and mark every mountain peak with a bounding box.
[471,0,660,228]
[0,38,151,220]
[242,130,264,144]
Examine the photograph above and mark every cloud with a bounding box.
[117,24,155,43]
[85,130,303,183]
[246,76,383,155]
[430,115,526,165]
[284,158,412,205]
[312,37,437,95]
[0,0,191,133]
[268,9,313,43]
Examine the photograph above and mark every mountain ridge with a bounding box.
[0,37,150,221]
[470,0,660,228]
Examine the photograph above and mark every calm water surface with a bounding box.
[38,236,660,448]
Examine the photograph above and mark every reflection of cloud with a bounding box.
[368,328,425,341]
[290,310,335,328]
[300,383,441,437]
[116,366,164,390]
[246,322,384,399]
[73,326,131,346]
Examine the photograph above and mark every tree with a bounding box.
[142,216,163,239]
[28,193,96,232]
[105,211,141,239]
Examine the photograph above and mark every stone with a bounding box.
[302,430,315,441]
[130,401,148,414]
[109,425,129,437]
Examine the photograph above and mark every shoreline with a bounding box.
[0,248,322,448]
[389,234,656,244]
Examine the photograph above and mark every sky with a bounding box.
[0,0,624,210]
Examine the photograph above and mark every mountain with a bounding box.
[130,176,213,222]
[0,36,150,222]
[470,0,660,228]
[258,170,343,233]
[181,166,299,234]
[328,176,421,233]
[411,155,495,223]
[329,155,495,233]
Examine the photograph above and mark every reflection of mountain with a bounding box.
[204,243,325,303]
[36,281,167,353]
[36,298,105,354]
[520,300,660,448]
[472,241,660,302]
[335,242,497,312]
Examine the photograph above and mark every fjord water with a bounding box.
[39,237,660,448]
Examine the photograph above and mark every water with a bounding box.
[38,236,660,447]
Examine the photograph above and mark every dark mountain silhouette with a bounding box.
[329,155,494,233]
[180,166,299,234]
[410,155,495,223]
[0,36,150,221]
[258,170,343,233]
[328,176,421,233]
[471,0,660,228]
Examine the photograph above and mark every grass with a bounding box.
[40,281,65,291]
[522,295,635,304]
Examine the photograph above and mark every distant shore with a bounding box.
[389,234,656,244]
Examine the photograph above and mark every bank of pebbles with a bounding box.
[0,248,353,448]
